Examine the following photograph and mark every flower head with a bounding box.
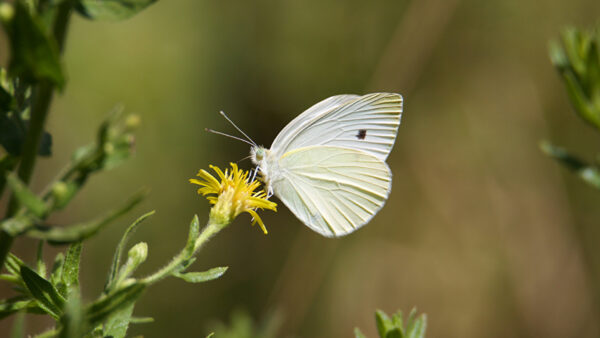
[189,163,277,234]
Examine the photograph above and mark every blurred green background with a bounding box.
[3,0,600,337]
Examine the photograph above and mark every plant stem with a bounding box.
[0,1,74,269]
[141,220,225,285]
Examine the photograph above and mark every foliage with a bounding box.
[543,25,600,188]
[354,309,427,338]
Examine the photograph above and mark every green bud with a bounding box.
[128,242,148,266]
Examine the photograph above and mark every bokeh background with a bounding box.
[3,0,600,337]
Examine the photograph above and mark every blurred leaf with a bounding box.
[5,253,25,277]
[540,141,600,189]
[102,303,134,338]
[173,266,228,283]
[0,298,32,320]
[20,265,65,319]
[85,283,146,326]
[376,310,393,337]
[0,215,34,236]
[406,314,427,338]
[354,328,367,338]
[0,85,13,112]
[386,329,403,338]
[76,0,157,21]
[550,26,600,130]
[61,242,82,294]
[25,189,147,244]
[58,288,85,338]
[2,1,64,88]
[35,240,45,278]
[5,172,49,218]
[130,316,153,323]
[106,210,155,292]
[49,252,64,288]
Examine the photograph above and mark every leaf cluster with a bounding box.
[543,25,600,188]
[354,309,427,338]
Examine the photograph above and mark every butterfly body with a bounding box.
[249,93,403,237]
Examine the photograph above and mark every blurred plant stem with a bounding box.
[0,0,74,269]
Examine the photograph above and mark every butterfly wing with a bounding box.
[272,145,392,237]
[270,93,403,161]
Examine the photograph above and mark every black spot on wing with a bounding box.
[356,129,367,140]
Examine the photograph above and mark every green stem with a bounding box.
[141,220,225,285]
[0,1,74,269]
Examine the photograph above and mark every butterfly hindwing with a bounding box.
[272,145,392,237]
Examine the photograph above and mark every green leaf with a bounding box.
[76,0,157,21]
[20,265,65,319]
[35,240,46,278]
[540,141,600,189]
[25,189,147,244]
[106,210,155,292]
[102,303,134,338]
[406,314,427,338]
[49,252,64,289]
[0,215,34,236]
[0,84,13,112]
[61,242,82,294]
[354,327,367,338]
[85,283,146,326]
[5,253,25,278]
[5,172,49,218]
[185,214,200,255]
[2,1,64,88]
[376,310,392,337]
[0,298,34,320]
[173,266,228,283]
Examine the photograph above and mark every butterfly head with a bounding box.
[250,146,268,166]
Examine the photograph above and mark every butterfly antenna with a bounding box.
[237,154,253,163]
[205,128,255,146]
[219,111,257,147]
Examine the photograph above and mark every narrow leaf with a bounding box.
[0,298,34,320]
[354,327,367,338]
[76,0,157,21]
[25,189,147,244]
[36,240,46,278]
[540,141,600,189]
[376,310,392,337]
[20,265,65,319]
[173,266,228,283]
[106,210,155,292]
[406,314,427,338]
[102,303,135,338]
[61,242,82,293]
[6,172,49,218]
[85,283,146,326]
[185,214,200,255]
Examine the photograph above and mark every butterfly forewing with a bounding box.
[272,145,392,237]
[271,93,403,161]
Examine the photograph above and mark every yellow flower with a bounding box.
[189,163,277,234]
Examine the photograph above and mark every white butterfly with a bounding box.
[217,93,403,237]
